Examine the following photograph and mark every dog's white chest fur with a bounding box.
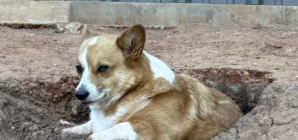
[90,108,112,132]
[87,105,138,140]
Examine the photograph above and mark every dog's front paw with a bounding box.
[87,134,98,140]
[87,133,119,140]
[61,127,76,138]
[61,127,73,134]
[88,131,131,140]
[87,124,136,140]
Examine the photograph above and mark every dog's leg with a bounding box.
[62,121,92,135]
[87,122,141,140]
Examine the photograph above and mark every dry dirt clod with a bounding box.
[55,30,65,33]
[0,98,8,109]
[265,42,283,49]
[29,125,39,132]
[230,60,238,65]
[252,24,261,29]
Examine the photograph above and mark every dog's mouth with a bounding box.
[81,101,95,105]
[80,93,107,105]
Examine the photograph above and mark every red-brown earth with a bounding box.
[0,23,297,140]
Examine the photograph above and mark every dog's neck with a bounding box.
[90,51,177,113]
[117,51,177,100]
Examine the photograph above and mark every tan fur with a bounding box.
[77,24,243,140]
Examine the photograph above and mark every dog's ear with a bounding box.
[116,24,146,59]
[81,24,93,41]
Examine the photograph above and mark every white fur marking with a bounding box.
[89,109,112,133]
[88,122,137,140]
[88,37,98,46]
[76,47,100,102]
[77,40,112,102]
[143,51,175,83]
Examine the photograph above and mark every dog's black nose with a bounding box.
[75,91,89,100]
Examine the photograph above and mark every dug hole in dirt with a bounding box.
[0,23,297,140]
[0,68,273,140]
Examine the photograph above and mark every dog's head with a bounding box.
[74,24,149,106]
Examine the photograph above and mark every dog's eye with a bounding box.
[98,65,109,73]
[76,65,83,74]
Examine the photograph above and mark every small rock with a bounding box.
[11,126,15,130]
[172,29,179,33]
[55,30,65,33]
[233,31,242,35]
[252,24,261,29]
[230,60,238,65]
[64,22,83,34]
[253,62,257,66]
[54,127,62,133]
[29,125,39,131]
[19,122,31,131]
[0,99,8,109]
[166,35,170,38]
[25,33,34,36]
[265,42,282,49]
[24,122,31,125]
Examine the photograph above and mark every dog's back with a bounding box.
[124,73,243,140]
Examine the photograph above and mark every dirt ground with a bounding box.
[0,23,297,140]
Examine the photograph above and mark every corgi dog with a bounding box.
[62,24,243,140]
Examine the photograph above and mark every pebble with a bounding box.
[230,60,238,65]
[55,30,65,33]
[29,125,39,131]
[25,33,34,36]
[54,127,61,133]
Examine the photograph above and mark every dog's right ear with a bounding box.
[81,24,93,41]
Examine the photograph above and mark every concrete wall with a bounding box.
[69,2,298,27]
[28,0,298,5]
[0,2,70,24]
[1,1,298,27]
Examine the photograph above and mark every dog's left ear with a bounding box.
[116,24,146,59]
